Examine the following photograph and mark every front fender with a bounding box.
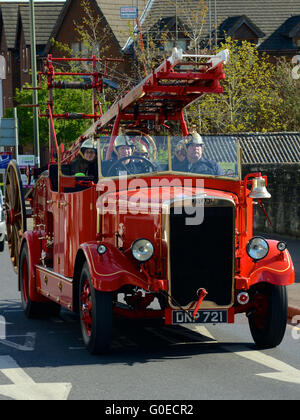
[80,242,150,292]
[248,240,294,287]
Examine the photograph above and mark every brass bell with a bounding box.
[249,176,271,199]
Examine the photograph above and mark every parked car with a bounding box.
[0,190,5,251]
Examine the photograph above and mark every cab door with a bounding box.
[52,191,66,275]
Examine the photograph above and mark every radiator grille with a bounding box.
[169,203,234,308]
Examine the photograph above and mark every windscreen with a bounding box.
[98,134,239,179]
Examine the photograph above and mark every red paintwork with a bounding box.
[24,164,295,321]
[20,232,49,303]
[80,242,150,291]
[239,241,294,288]
[80,277,92,337]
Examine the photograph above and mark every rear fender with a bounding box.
[248,240,294,287]
[80,242,149,292]
[20,232,48,302]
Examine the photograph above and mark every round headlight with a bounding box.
[246,236,269,261]
[131,239,154,262]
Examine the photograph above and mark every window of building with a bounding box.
[7,51,11,74]
[71,42,100,57]
[26,47,30,70]
[71,42,80,55]
[164,38,187,52]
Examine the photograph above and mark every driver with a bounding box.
[102,134,154,176]
[172,132,223,175]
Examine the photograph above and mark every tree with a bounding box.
[173,0,209,54]
[130,0,209,80]
[5,77,93,148]
[5,0,124,148]
[186,38,285,133]
[274,57,300,131]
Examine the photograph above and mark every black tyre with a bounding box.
[0,240,4,252]
[19,243,60,318]
[79,262,113,354]
[248,283,287,348]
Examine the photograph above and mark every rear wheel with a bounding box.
[248,283,287,348]
[79,262,113,354]
[19,243,60,318]
[5,161,27,273]
[0,240,4,252]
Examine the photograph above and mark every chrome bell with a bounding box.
[249,176,271,199]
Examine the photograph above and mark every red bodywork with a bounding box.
[23,174,294,317]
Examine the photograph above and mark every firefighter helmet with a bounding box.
[114,134,134,156]
[185,132,204,147]
[134,141,149,157]
[81,138,97,153]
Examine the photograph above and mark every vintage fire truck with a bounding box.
[4,48,294,354]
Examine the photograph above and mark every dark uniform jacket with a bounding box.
[102,157,152,177]
[172,156,223,175]
[70,155,98,181]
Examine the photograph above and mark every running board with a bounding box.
[36,265,73,310]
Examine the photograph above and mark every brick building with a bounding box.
[0,1,65,110]
[0,0,149,114]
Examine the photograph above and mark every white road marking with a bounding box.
[184,326,300,385]
[0,316,5,340]
[0,356,72,400]
[223,345,300,385]
[0,333,36,351]
[187,325,216,341]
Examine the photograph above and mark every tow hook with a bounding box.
[192,288,208,320]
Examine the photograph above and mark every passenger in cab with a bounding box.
[172,139,186,167]
[172,132,223,176]
[70,138,98,181]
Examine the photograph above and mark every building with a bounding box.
[123,0,300,57]
[0,1,65,110]
[0,0,149,113]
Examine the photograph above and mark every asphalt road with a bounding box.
[0,245,300,402]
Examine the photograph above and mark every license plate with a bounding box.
[172,309,228,324]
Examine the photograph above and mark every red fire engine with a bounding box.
[4,49,294,354]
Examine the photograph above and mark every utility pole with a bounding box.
[175,0,178,43]
[215,0,218,49]
[209,0,212,51]
[29,0,40,167]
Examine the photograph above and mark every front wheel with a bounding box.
[79,262,113,354]
[248,283,287,348]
